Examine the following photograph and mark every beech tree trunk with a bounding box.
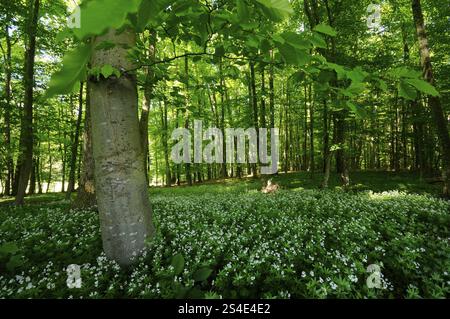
[89,29,155,266]
[412,0,450,197]
[15,0,40,205]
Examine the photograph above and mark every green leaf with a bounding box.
[309,33,327,49]
[346,82,366,96]
[236,0,250,22]
[389,67,421,79]
[405,78,439,97]
[45,44,92,99]
[313,24,337,37]
[346,67,368,84]
[193,267,213,282]
[317,69,335,83]
[398,80,417,100]
[256,0,293,21]
[325,62,346,80]
[171,253,185,276]
[276,41,311,66]
[376,79,388,91]
[6,255,25,272]
[137,0,170,30]
[290,71,306,83]
[0,242,19,255]
[280,32,312,50]
[73,0,142,40]
[100,64,120,78]
[346,101,368,118]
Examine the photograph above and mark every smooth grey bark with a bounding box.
[89,29,155,266]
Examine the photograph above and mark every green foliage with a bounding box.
[136,0,171,30]
[44,44,92,99]
[0,242,26,273]
[389,66,440,100]
[73,0,141,40]
[193,267,213,282]
[171,253,185,276]
[398,80,417,100]
[255,0,293,21]
[405,78,440,97]
[313,24,337,37]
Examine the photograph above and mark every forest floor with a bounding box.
[0,171,449,298]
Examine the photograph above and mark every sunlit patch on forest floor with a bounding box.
[0,171,449,299]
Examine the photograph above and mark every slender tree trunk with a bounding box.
[36,155,42,194]
[161,100,171,187]
[269,53,275,130]
[250,62,259,176]
[184,55,192,185]
[3,24,13,196]
[412,0,450,196]
[73,82,96,208]
[66,83,84,199]
[29,158,36,195]
[15,0,40,205]
[89,28,155,266]
[309,84,315,176]
[219,58,228,178]
[260,66,267,129]
[139,34,155,185]
[322,99,329,173]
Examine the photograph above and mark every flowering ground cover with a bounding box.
[0,173,449,299]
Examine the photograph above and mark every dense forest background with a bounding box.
[1,0,449,202]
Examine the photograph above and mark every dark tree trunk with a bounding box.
[412,0,450,197]
[73,82,96,209]
[250,62,259,176]
[3,24,13,196]
[15,0,40,205]
[66,83,84,199]
[139,34,155,185]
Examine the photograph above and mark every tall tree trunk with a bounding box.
[139,34,155,185]
[269,56,275,130]
[309,84,315,176]
[89,28,155,266]
[73,82,96,208]
[15,0,40,205]
[36,155,42,194]
[29,158,36,195]
[412,0,450,196]
[260,66,267,129]
[250,62,259,176]
[322,99,329,173]
[3,24,13,196]
[161,100,171,187]
[66,83,84,199]
[184,55,192,185]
